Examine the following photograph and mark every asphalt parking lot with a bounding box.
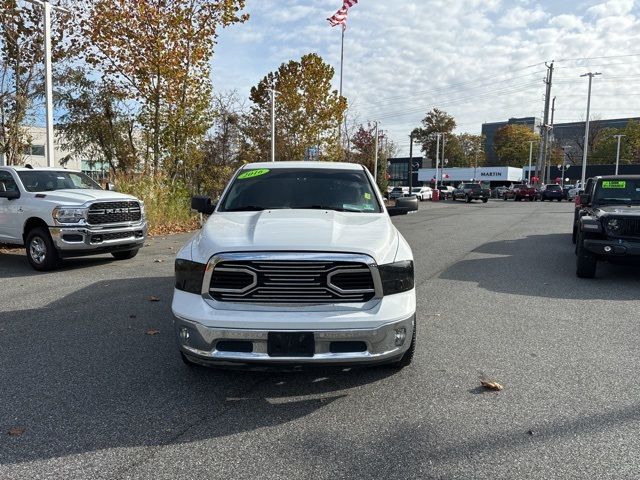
[2,199,640,479]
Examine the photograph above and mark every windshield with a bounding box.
[547,185,561,191]
[17,170,102,192]
[391,187,404,192]
[219,167,382,213]
[466,184,481,189]
[593,179,640,205]
[411,187,422,192]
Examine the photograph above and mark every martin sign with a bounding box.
[418,166,522,182]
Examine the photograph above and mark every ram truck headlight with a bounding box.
[175,259,206,295]
[139,201,146,218]
[52,207,88,224]
[378,260,414,295]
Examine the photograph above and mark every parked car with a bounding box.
[411,186,432,201]
[574,176,640,278]
[540,184,564,201]
[451,183,491,203]
[0,166,146,271]
[562,185,574,200]
[572,177,595,243]
[173,161,417,369]
[504,184,537,201]
[492,186,509,199]
[437,185,455,199]
[389,186,409,200]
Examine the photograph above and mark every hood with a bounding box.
[190,209,399,265]
[595,205,640,216]
[27,189,139,206]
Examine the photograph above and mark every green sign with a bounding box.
[237,169,270,180]
[602,180,626,189]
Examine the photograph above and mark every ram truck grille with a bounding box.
[209,259,376,304]
[88,201,142,225]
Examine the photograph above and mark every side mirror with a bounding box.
[396,195,419,212]
[106,182,116,191]
[579,194,591,205]
[0,190,20,200]
[388,207,410,217]
[191,195,216,215]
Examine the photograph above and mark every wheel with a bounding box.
[25,227,61,271]
[503,196,508,201]
[111,249,139,260]
[466,195,472,203]
[482,198,488,203]
[389,321,416,369]
[572,226,577,244]
[576,235,597,278]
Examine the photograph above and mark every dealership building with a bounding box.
[418,166,524,185]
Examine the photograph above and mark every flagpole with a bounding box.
[338,25,345,154]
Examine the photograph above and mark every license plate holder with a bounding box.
[268,332,315,357]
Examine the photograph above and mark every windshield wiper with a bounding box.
[297,205,363,213]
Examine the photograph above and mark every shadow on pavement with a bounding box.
[440,233,639,300]
[0,250,119,279]
[0,277,396,466]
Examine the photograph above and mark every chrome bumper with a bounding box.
[49,221,147,251]
[174,315,415,366]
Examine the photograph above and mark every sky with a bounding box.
[211,0,640,155]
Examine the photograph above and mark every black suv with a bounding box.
[575,176,640,278]
[540,184,564,201]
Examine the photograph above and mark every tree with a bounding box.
[243,53,347,163]
[350,122,394,191]
[55,69,138,176]
[449,133,486,168]
[80,0,248,172]
[591,120,640,165]
[493,124,539,167]
[412,108,456,167]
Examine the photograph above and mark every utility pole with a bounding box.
[614,134,625,175]
[545,96,556,184]
[527,140,535,183]
[434,133,441,188]
[580,72,602,187]
[269,87,278,162]
[441,133,447,186]
[536,61,554,183]
[408,133,413,190]
[373,121,379,186]
[24,0,69,167]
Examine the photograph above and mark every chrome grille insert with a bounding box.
[88,201,141,225]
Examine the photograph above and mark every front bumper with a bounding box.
[172,288,416,366]
[583,238,640,257]
[49,221,147,254]
[174,315,415,367]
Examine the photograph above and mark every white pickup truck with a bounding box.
[0,166,147,270]
[172,161,417,369]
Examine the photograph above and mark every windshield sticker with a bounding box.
[602,180,626,189]
[238,169,270,180]
[364,192,372,200]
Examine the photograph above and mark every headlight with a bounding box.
[378,260,414,295]
[52,207,88,224]
[607,218,622,232]
[175,259,206,294]
[139,201,145,218]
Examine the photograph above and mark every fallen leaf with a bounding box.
[129,314,137,319]
[480,380,504,391]
[8,427,25,437]
[146,329,160,336]
[148,296,160,302]
[527,430,535,436]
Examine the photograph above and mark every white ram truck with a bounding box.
[0,166,147,270]
[172,161,417,369]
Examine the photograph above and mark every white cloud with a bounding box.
[212,0,640,155]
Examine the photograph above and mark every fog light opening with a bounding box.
[604,246,612,253]
[394,327,407,346]
[179,327,190,342]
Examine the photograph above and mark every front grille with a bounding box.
[613,218,640,236]
[91,231,136,243]
[209,259,376,304]
[88,201,141,225]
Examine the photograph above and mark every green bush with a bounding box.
[115,174,198,235]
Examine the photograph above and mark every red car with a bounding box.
[503,184,538,201]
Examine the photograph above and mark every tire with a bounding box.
[25,227,61,271]
[482,198,488,203]
[389,321,416,369]
[572,226,577,244]
[503,196,508,201]
[576,235,597,278]
[111,249,139,260]
[466,195,472,203]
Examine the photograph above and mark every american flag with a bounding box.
[327,0,359,27]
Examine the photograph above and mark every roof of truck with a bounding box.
[241,161,364,171]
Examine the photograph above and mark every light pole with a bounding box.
[527,140,535,184]
[580,72,602,187]
[434,133,441,188]
[23,0,69,168]
[613,134,626,175]
[373,122,379,186]
[561,145,572,188]
[268,87,279,162]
